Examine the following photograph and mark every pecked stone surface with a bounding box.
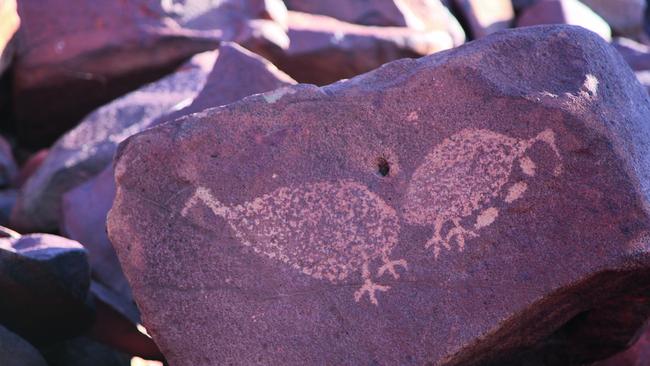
[59,42,296,322]
[264,10,454,85]
[11,51,218,233]
[108,25,650,365]
[0,233,93,345]
[11,0,220,148]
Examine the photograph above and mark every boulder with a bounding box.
[11,50,219,233]
[516,0,612,41]
[107,25,650,365]
[283,0,465,45]
[0,134,17,188]
[264,10,454,85]
[0,233,93,344]
[580,0,646,36]
[613,37,650,72]
[60,42,296,323]
[452,0,514,39]
[11,0,220,148]
[0,0,19,76]
[0,325,47,366]
[15,148,48,188]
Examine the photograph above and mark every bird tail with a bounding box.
[181,186,229,218]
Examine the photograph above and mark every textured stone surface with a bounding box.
[283,0,465,45]
[0,325,47,366]
[11,51,218,233]
[108,25,650,365]
[0,233,93,344]
[452,0,514,39]
[581,0,647,36]
[0,0,19,76]
[516,0,612,41]
[59,42,296,323]
[264,10,454,85]
[11,0,220,148]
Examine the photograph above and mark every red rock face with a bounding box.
[108,25,650,365]
[11,0,220,148]
[263,10,454,85]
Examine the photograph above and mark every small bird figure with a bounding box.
[181,180,407,305]
[403,128,563,257]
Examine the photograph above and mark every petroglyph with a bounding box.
[181,180,407,305]
[404,129,563,257]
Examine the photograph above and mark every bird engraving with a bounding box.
[403,128,563,257]
[181,180,407,305]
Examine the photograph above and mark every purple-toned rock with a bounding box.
[60,43,296,321]
[0,135,17,188]
[613,37,650,72]
[452,0,514,39]
[11,51,218,233]
[0,0,19,76]
[516,0,612,41]
[0,233,93,344]
[581,0,646,36]
[595,325,650,365]
[264,10,454,85]
[283,0,465,45]
[0,325,47,366]
[107,25,650,365]
[11,0,220,148]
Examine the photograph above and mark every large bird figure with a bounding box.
[403,128,563,257]
[181,180,407,305]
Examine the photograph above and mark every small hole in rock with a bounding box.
[377,157,390,177]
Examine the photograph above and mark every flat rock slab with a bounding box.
[0,233,93,345]
[108,25,650,365]
[12,0,220,148]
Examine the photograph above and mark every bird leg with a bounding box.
[425,218,447,258]
[354,260,389,306]
[377,253,408,279]
[445,218,477,251]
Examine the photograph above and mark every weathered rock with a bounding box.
[107,25,650,365]
[0,134,17,188]
[0,233,93,344]
[38,337,130,366]
[452,0,514,39]
[11,50,219,233]
[613,37,650,72]
[0,0,19,76]
[581,0,646,36]
[15,148,48,188]
[595,325,650,365]
[0,189,17,226]
[264,10,454,85]
[11,0,220,148]
[0,325,47,366]
[60,42,297,322]
[516,0,612,41]
[283,0,465,45]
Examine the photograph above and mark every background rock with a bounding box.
[452,0,514,39]
[38,336,130,366]
[263,10,454,85]
[107,25,650,365]
[0,233,93,345]
[581,0,646,36]
[0,325,47,366]
[11,50,218,233]
[11,0,220,148]
[0,0,19,76]
[516,0,612,41]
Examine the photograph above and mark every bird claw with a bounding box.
[378,259,408,279]
[354,279,390,306]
